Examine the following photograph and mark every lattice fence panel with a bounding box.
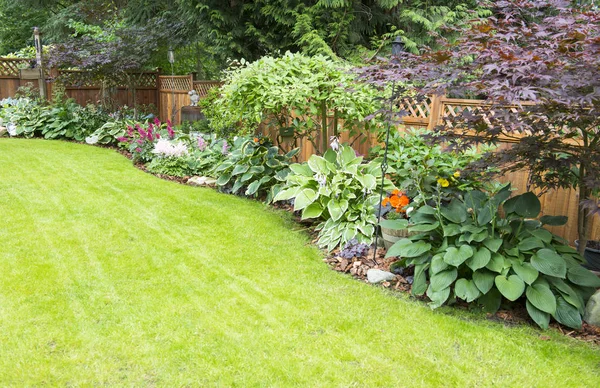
[137,72,157,88]
[159,76,192,91]
[0,58,35,77]
[442,102,537,136]
[398,97,431,118]
[193,81,222,97]
[58,71,99,87]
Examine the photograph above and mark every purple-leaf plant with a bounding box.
[360,0,600,254]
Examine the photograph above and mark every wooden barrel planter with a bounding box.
[381,224,413,250]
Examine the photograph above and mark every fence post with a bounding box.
[427,94,444,130]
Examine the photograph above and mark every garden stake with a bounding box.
[372,81,397,265]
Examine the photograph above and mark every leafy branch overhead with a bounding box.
[360,0,600,253]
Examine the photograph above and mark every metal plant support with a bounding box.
[168,48,176,123]
[371,37,404,264]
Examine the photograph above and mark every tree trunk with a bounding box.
[577,163,590,256]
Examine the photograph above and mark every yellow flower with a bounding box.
[437,178,450,187]
[453,171,460,178]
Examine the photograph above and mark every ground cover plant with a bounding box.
[275,145,394,250]
[1,138,600,385]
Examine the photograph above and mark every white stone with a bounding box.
[584,290,600,327]
[367,269,396,284]
[187,176,217,186]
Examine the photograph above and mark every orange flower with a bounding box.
[381,198,390,206]
[254,137,259,142]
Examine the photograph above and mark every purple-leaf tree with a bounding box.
[48,22,167,118]
[361,0,600,254]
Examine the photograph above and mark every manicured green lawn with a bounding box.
[0,138,598,386]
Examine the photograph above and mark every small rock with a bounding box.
[405,275,414,285]
[353,261,362,268]
[584,290,600,327]
[187,176,217,186]
[0,126,6,137]
[367,269,396,284]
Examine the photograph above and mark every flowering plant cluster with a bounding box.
[117,118,175,163]
[152,139,189,158]
[382,189,410,214]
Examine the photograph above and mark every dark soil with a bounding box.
[586,240,600,251]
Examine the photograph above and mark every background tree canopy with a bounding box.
[0,0,489,77]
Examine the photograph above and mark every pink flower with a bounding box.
[116,136,127,143]
[135,147,142,153]
[156,132,160,139]
[154,117,161,126]
[137,139,144,145]
[127,126,134,136]
[197,137,206,151]
[167,124,174,139]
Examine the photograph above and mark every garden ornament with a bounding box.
[188,90,200,106]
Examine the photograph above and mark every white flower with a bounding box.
[406,206,414,216]
[315,173,327,188]
[85,135,99,144]
[152,139,189,157]
[7,123,17,136]
[330,136,340,152]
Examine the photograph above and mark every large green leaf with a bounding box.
[426,286,451,309]
[443,245,474,267]
[553,296,582,329]
[483,238,503,253]
[301,202,323,220]
[495,274,525,301]
[477,206,493,225]
[443,223,461,237]
[486,253,505,273]
[429,269,458,292]
[473,269,496,294]
[216,172,232,186]
[513,192,541,218]
[526,300,550,330]
[412,264,429,296]
[531,249,567,278]
[289,163,313,176]
[540,215,568,226]
[231,164,249,176]
[293,188,317,211]
[408,222,439,232]
[386,240,432,258]
[512,261,539,285]
[273,187,299,202]
[529,229,553,244]
[430,254,449,274]
[518,237,545,251]
[380,219,408,230]
[478,288,502,313]
[307,155,330,174]
[566,265,600,287]
[440,199,468,223]
[245,180,261,196]
[466,247,491,271]
[454,279,481,302]
[525,283,557,314]
[327,199,348,222]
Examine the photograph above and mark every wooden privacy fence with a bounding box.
[158,74,222,124]
[0,57,220,118]
[389,95,597,244]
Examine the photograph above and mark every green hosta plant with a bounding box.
[213,137,299,202]
[369,129,496,206]
[275,145,394,251]
[385,184,600,329]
